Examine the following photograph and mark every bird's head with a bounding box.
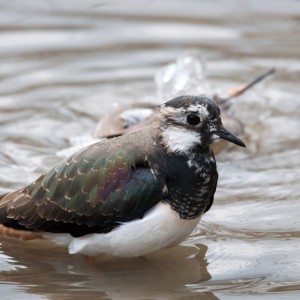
[156,95,246,154]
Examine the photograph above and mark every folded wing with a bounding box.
[0,139,164,237]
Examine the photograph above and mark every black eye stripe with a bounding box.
[187,114,200,125]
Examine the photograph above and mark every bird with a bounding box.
[0,95,245,257]
[94,102,156,139]
[93,69,274,148]
[57,101,242,158]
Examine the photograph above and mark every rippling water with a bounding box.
[0,0,300,299]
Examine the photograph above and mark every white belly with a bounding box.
[43,202,201,257]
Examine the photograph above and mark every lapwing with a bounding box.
[0,96,245,257]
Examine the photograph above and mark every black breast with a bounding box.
[163,147,218,220]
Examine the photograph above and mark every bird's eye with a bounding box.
[187,114,201,125]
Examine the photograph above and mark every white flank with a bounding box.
[120,108,153,127]
[162,126,200,154]
[43,202,201,257]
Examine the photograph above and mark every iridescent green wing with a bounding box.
[1,138,164,235]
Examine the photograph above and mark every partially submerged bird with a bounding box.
[0,96,245,257]
[94,69,274,154]
[93,102,243,155]
[93,100,243,142]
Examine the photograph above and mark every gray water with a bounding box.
[0,0,300,299]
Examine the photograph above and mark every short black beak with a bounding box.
[215,127,246,148]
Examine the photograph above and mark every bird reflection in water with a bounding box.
[0,235,218,299]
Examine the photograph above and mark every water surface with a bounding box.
[0,0,300,299]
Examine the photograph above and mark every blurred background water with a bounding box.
[0,0,300,299]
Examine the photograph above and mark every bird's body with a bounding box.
[44,202,201,257]
[0,96,245,257]
[94,102,155,138]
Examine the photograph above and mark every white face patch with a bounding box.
[120,108,153,127]
[161,126,200,154]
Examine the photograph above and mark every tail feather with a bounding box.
[0,191,20,223]
[0,193,9,223]
[69,234,107,255]
[0,191,39,239]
